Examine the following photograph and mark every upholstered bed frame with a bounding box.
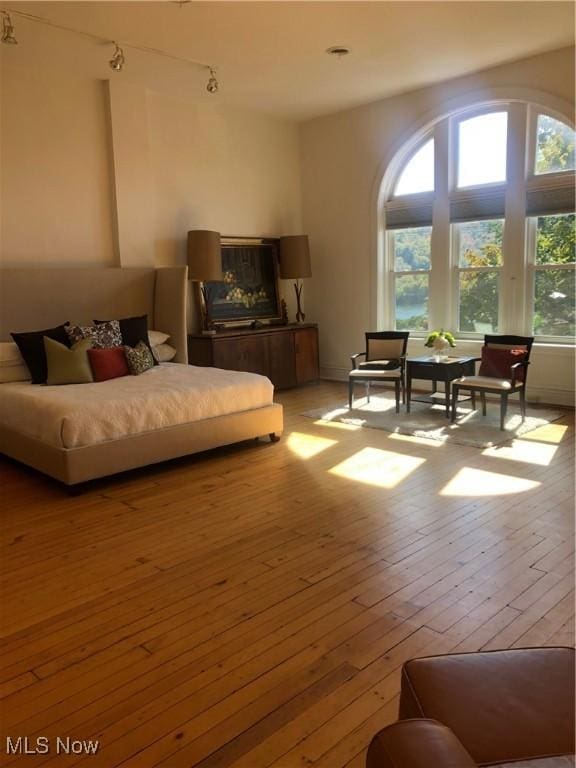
[0,267,283,485]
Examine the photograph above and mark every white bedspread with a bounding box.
[0,364,274,449]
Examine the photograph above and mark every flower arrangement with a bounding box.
[424,329,456,355]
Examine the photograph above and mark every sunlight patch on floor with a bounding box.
[482,440,558,466]
[286,431,338,459]
[440,467,541,497]
[328,447,425,488]
[519,423,568,444]
[313,419,361,432]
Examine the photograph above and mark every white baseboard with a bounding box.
[320,366,575,408]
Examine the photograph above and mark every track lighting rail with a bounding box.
[1,6,219,93]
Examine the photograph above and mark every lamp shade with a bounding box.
[279,235,312,279]
[187,230,223,281]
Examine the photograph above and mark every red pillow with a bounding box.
[478,346,527,381]
[88,347,129,382]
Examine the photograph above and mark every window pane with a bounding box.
[395,274,428,331]
[458,219,504,267]
[534,269,575,337]
[393,226,432,271]
[536,213,575,265]
[395,139,434,195]
[458,112,507,187]
[459,271,499,333]
[535,115,575,175]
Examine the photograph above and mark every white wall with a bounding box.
[0,38,303,326]
[300,46,575,405]
[146,91,302,267]
[1,65,116,266]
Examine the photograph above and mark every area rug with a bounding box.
[303,394,563,448]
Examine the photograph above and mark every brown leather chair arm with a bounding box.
[366,719,477,768]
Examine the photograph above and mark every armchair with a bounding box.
[367,647,575,768]
[451,335,534,430]
[349,332,409,414]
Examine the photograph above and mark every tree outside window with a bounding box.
[533,213,575,337]
[456,220,503,333]
[391,227,431,331]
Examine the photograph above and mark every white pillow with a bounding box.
[0,341,25,367]
[148,330,170,347]
[0,363,30,383]
[152,343,177,363]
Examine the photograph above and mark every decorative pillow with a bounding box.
[0,343,30,381]
[0,364,31,383]
[11,323,71,384]
[0,341,25,367]
[152,343,177,363]
[66,320,122,349]
[124,341,155,375]
[44,337,94,385]
[95,315,157,365]
[148,329,170,347]
[87,347,130,382]
[478,346,528,381]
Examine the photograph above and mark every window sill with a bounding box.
[453,338,575,354]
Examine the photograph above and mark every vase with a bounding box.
[432,336,450,361]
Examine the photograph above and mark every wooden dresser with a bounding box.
[187,324,319,390]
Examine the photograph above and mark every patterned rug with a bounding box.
[303,393,563,448]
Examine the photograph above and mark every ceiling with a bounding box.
[5,1,575,121]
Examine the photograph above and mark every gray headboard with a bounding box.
[0,266,188,363]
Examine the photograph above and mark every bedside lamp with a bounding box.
[279,235,312,323]
[187,230,223,332]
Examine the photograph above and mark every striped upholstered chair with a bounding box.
[451,335,534,430]
[349,332,409,414]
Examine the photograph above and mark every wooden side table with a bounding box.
[406,356,478,418]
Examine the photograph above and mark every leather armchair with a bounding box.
[367,647,575,768]
[367,719,476,768]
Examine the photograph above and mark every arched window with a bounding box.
[394,139,434,196]
[383,104,575,341]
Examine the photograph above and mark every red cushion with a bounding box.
[478,346,527,381]
[87,347,129,382]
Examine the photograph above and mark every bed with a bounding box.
[0,266,283,485]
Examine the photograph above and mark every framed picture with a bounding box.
[200,237,281,326]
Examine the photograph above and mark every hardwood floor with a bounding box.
[0,381,573,767]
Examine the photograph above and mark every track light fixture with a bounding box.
[0,8,221,92]
[109,42,125,72]
[1,11,17,44]
[206,67,218,94]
